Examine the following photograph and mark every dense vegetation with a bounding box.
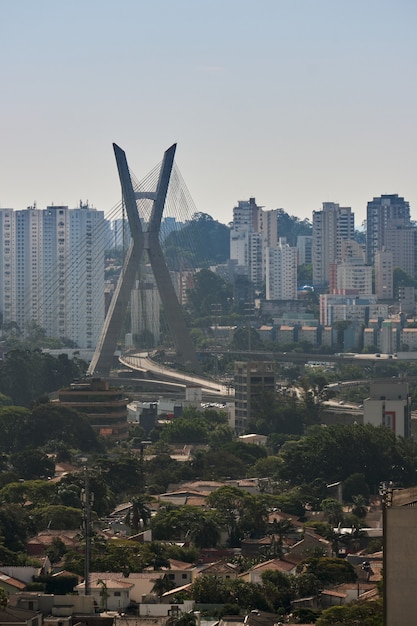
[163,212,230,270]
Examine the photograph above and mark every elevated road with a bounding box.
[119,352,234,397]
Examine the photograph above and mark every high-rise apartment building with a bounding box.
[312,202,355,288]
[335,260,373,297]
[296,235,312,266]
[366,194,410,265]
[230,198,264,290]
[0,204,105,349]
[265,238,297,300]
[374,249,394,300]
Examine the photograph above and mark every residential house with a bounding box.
[75,578,134,611]
[0,606,42,626]
[239,558,298,584]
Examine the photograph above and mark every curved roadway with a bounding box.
[119,352,234,397]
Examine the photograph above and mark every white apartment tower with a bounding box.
[230,198,264,289]
[312,202,355,288]
[266,238,297,300]
[1,204,105,349]
[336,260,373,297]
[0,209,16,326]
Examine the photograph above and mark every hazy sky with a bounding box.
[1,0,416,226]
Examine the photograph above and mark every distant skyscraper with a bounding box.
[366,194,410,265]
[230,198,264,289]
[265,238,297,300]
[312,202,355,288]
[296,235,312,266]
[374,249,394,300]
[0,204,105,349]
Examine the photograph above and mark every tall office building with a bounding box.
[0,204,105,349]
[265,238,297,300]
[312,202,355,288]
[366,194,410,265]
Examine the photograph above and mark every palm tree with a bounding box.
[151,574,175,599]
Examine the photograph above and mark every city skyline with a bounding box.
[1,1,416,225]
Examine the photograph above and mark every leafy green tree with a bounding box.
[45,537,68,563]
[321,498,344,526]
[0,407,30,453]
[0,503,31,552]
[164,214,230,271]
[278,423,417,490]
[190,575,228,604]
[301,557,357,586]
[185,268,233,320]
[316,599,383,625]
[10,448,55,480]
[97,454,145,496]
[160,417,208,444]
[260,569,294,612]
[342,473,370,503]
[32,505,83,531]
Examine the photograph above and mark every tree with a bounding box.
[185,269,233,320]
[164,213,230,271]
[316,600,383,625]
[321,498,344,526]
[0,588,8,609]
[302,557,357,586]
[151,575,175,599]
[190,575,228,604]
[32,505,83,531]
[46,537,68,564]
[128,495,152,532]
[10,448,55,480]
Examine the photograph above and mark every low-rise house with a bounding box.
[26,531,80,558]
[0,606,42,626]
[288,528,332,561]
[75,578,134,611]
[10,593,94,617]
[198,561,238,580]
[0,574,27,597]
[88,572,162,605]
[239,557,298,584]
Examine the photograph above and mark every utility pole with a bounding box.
[81,464,93,596]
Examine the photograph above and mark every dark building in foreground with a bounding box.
[58,378,129,440]
[234,361,276,434]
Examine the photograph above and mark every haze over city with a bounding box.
[1,0,417,225]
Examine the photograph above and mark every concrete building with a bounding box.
[265,239,297,300]
[384,220,417,278]
[398,285,416,315]
[234,361,276,434]
[57,378,129,440]
[363,381,411,438]
[384,486,417,625]
[366,194,410,265]
[312,202,355,288]
[374,249,393,300]
[0,204,105,349]
[296,235,312,266]
[319,294,388,326]
[335,260,373,297]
